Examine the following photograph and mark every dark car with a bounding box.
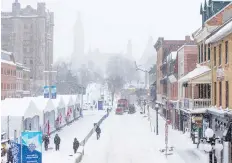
[128,104,136,114]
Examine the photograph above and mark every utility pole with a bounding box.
[7,116,9,139]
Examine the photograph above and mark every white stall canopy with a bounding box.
[1,98,42,119]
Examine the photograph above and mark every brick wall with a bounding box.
[1,62,16,100]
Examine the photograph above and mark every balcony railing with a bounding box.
[179,98,211,109]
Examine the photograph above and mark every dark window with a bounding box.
[208,44,210,60]
[30,60,33,64]
[214,47,216,66]
[1,83,3,89]
[219,82,222,106]
[7,69,10,75]
[225,41,228,64]
[1,68,3,74]
[198,45,201,63]
[226,81,229,108]
[219,44,221,65]
[204,44,207,61]
[214,82,217,105]
[4,83,6,90]
[7,84,10,90]
[201,44,203,63]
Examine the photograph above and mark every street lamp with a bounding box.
[199,128,224,163]
[155,103,159,135]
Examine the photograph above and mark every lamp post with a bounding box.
[155,103,159,135]
[199,128,224,163]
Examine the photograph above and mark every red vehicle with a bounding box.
[115,107,124,115]
[117,99,129,112]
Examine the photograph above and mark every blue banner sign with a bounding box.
[10,141,21,163]
[21,131,42,163]
[44,86,49,98]
[98,101,103,110]
[51,85,57,99]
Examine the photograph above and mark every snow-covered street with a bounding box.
[42,110,106,163]
[81,109,188,163]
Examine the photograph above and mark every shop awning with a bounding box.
[178,64,211,84]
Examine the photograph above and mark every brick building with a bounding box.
[188,2,232,162]
[1,0,54,95]
[1,50,16,100]
[154,36,195,116]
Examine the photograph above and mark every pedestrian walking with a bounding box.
[54,134,61,151]
[43,135,50,151]
[73,138,79,154]
[95,125,101,140]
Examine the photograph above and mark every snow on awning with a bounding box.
[168,75,177,83]
[178,64,211,83]
[205,20,232,44]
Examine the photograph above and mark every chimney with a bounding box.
[185,36,191,42]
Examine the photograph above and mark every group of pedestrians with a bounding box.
[43,134,61,151]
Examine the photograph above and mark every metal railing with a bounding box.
[180,98,211,109]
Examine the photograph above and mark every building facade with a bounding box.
[207,21,232,110]
[1,50,16,100]
[1,0,54,94]
[191,1,232,162]
[154,36,195,114]
[16,62,31,97]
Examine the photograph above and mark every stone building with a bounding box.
[1,0,54,95]
[15,62,31,97]
[1,50,16,100]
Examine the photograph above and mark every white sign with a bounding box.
[216,68,224,81]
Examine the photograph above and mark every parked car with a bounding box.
[128,104,136,114]
[117,99,128,112]
[115,107,124,115]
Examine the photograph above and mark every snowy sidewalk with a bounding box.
[82,111,185,163]
[150,109,208,163]
[42,110,106,163]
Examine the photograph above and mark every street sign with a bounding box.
[21,131,42,163]
[165,122,168,144]
[44,86,49,98]
[51,85,57,99]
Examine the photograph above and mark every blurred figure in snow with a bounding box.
[95,125,101,140]
[73,138,79,154]
[54,134,61,151]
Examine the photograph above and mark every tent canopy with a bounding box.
[61,95,75,106]
[1,98,42,119]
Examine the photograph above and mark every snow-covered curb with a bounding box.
[73,146,85,163]
[73,112,110,162]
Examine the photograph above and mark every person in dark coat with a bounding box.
[7,147,13,163]
[54,134,61,151]
[43,135,50,151]
[95,125,101,140]
[73,138,79,154]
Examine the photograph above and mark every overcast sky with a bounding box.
[1,0,203,61]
